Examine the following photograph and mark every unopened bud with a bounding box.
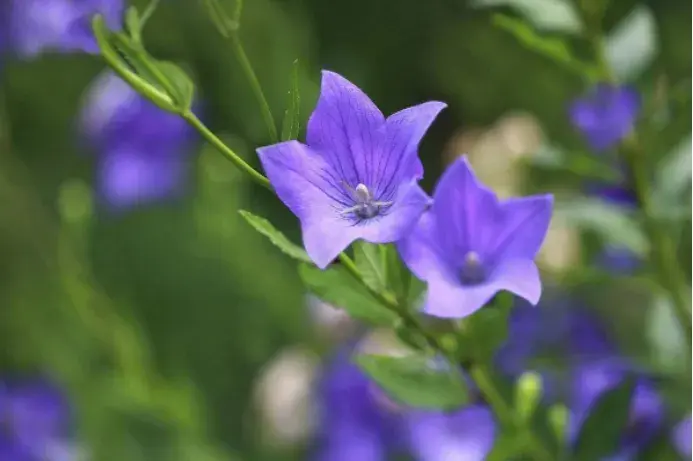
[548,404,569,445]
[514,371,542,421]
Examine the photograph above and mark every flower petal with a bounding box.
[397,211,451,282]
[489,194,553,263]
[430,156,500,261]
[673,417,692,457]
[306,71,385,187]
[407,405,496,461]
[490,259,542,305]
[257,140,359,268]
[422,272,499,319]
[373,101,447,196]
[358,182,431,244]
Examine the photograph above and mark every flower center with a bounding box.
[460,251,486,285]
[341,183,391,220]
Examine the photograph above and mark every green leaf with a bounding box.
[472,0,582,34]
[462,292,514,361]
[280,60,301,141]
[200,0,237,38]
[299,264,396,325]
[605,6,657,81]
[124,6,142,42]
[554,197,648,257]
[383,244,410,304]
[492,14,597,78]
[355,354,468,409]
[651,135,692,221]
[156,61,195,112]
[354,241,386,292]
[238,210,311,263]
[529,144,621,182]
[572,377,636,461]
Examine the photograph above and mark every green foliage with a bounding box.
[238,210,312,263]
[355,354,468,409]
[459,292,514,362]
[554,197,649,257]
[492,14,597,78]
[299,264,396,325]
[572,377,637,461]
[281,60,301,141]
[472,0,582,33]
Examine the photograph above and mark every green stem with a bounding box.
[587,25,692,346]
[229,35,278,142]
[339,252,553,461]
[139,0,162,30]
[182,111,271,190]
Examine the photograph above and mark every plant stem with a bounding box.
[182,111,271,190]
[339,252,553,461]
[588,27,692,346]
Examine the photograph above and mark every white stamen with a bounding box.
[465,251,481,266]
[354,183,371,203]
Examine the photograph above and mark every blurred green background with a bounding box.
[0,0,690,459]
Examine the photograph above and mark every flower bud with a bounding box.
[514,371,543,421]
[548,403,569,445]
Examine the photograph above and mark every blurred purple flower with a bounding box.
[568,360,664,459]
[257,70,443,269]
[0,378,76,461]
[9,0,123,57]
[314,349,401,461]
[673,417,691,458]
[569,85,640,152]
[80,71,197,210]
[398,156,553,318]
[406,405,496,461]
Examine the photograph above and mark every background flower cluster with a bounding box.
[0,0,689,460]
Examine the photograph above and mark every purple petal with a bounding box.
[7,380,69,448]
[258,141,361,268]
[569,85,641,151]
[97,147,188,209]
[306,71,385,187]
[422,272,498,318]
[397,211,450,282]
[491,259,542,305]
[673,417,691,457]
[378,101,447,187]
[407,405,496,461]
[430,156,499,262]
[489,195,553,263]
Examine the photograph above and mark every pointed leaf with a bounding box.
[573,377,637,461]
[383,244,411,304]
[605,6,657,81]
[355,354,468,409]
[299,264,396,325]
[238,210,311,263]
[156,61,195,112]
[280,59,301,141]
[472,0,582,34]
[354,241,386,292]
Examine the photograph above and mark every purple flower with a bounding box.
[398,156,553,318]
[257,71,443,269]
[569,85,640,151]
[0,378,75,461]
[9,0,123,57]
[314,349,401,461]
[673,417,691,458]
[406,405,496,461]
[80,71,197,210]
[568,361,663,459]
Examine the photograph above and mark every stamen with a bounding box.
[354,183,371,203]
[460,251,486,285]
[340,182,389,220]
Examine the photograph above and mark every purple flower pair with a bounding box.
[258,71,553,319]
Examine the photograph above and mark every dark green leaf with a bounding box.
[156,62,195,112]
[492,14,597,78]
[462,292,513,361]
[355,354,468,409]
[383,244,410,303]
[572,377,636,461]
[299,264,396,325]
[238,210,311,263]
[280,60,301,141]
[354,241,387,292]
